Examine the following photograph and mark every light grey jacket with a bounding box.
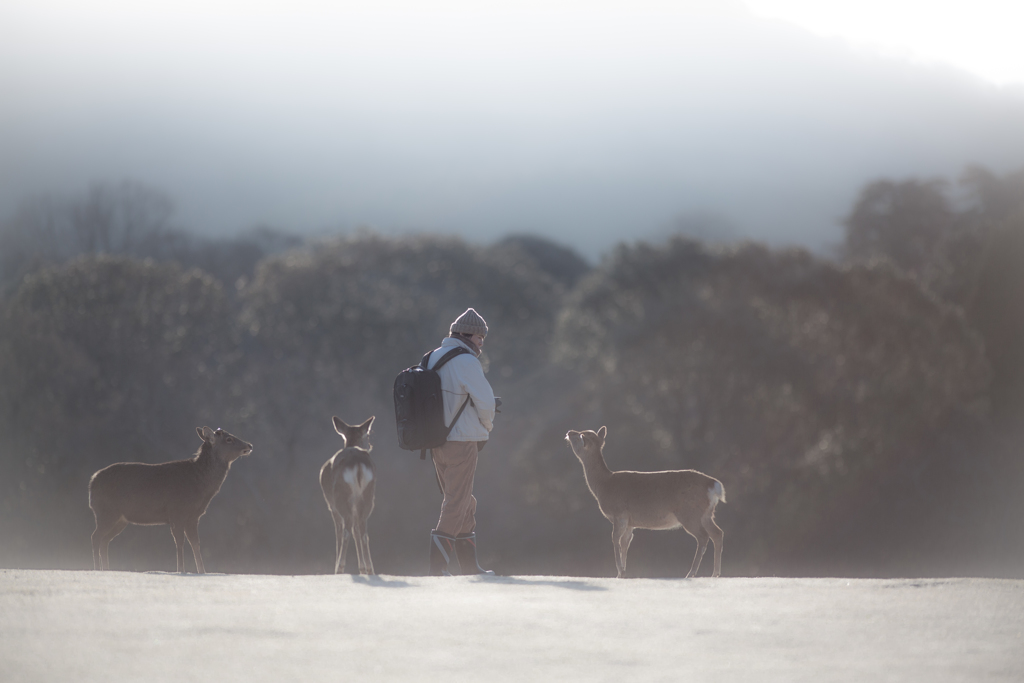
[426,337,496,442]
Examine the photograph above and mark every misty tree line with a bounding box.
[0,169,1022,578]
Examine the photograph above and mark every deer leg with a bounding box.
[103,518,128,571]
[92,533,102,571]
[91,522,104,570]
[702,516,724,578]
[329,507,347,573]
[170,524,186,573]
[91,514,119,570]
[93,516,127,571]
[610,524,623,578]
[352,519,364,574]
[686,526,710,578]
[339,529,352,574]
[620,527,634,578]
[360,531,374,575]
[183,521,205,574]
[353,518,374,575]
[611,519,633,578]
[337,517,352,575]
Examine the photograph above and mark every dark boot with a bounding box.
[429,530,456,576]
[455,532,494,575]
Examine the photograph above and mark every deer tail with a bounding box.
[342,463,374,494]
[709,480,726,505]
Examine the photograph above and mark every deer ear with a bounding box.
[597,426,607,441]
[332,416,350,434]
[198,426,215,442]
[361,416,375,432]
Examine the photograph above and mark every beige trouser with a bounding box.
[431,440,480,536]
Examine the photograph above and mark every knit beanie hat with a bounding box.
[450,308,488,337]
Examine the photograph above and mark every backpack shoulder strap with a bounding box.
[427,346,470,371]
[435,347,473,435]
[446,394,471,434]
[417,346,472,460]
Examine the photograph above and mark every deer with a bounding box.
[319,416,376,575]
[565,426,726,579]
[88,426,253,573]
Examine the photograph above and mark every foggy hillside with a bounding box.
[2,166,1023,580]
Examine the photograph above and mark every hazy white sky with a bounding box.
[745,0,1024,85]
[1,0,1022,258]
[3,0,1021,85]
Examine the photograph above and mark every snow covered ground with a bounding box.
[2,570,1021,682]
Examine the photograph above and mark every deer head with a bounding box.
[566,426,607,461]
[197,426,253,463]
[332,416,374,450]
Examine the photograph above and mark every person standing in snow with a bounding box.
[425,308,497,576]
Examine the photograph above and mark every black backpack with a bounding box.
[394,347,471,459]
